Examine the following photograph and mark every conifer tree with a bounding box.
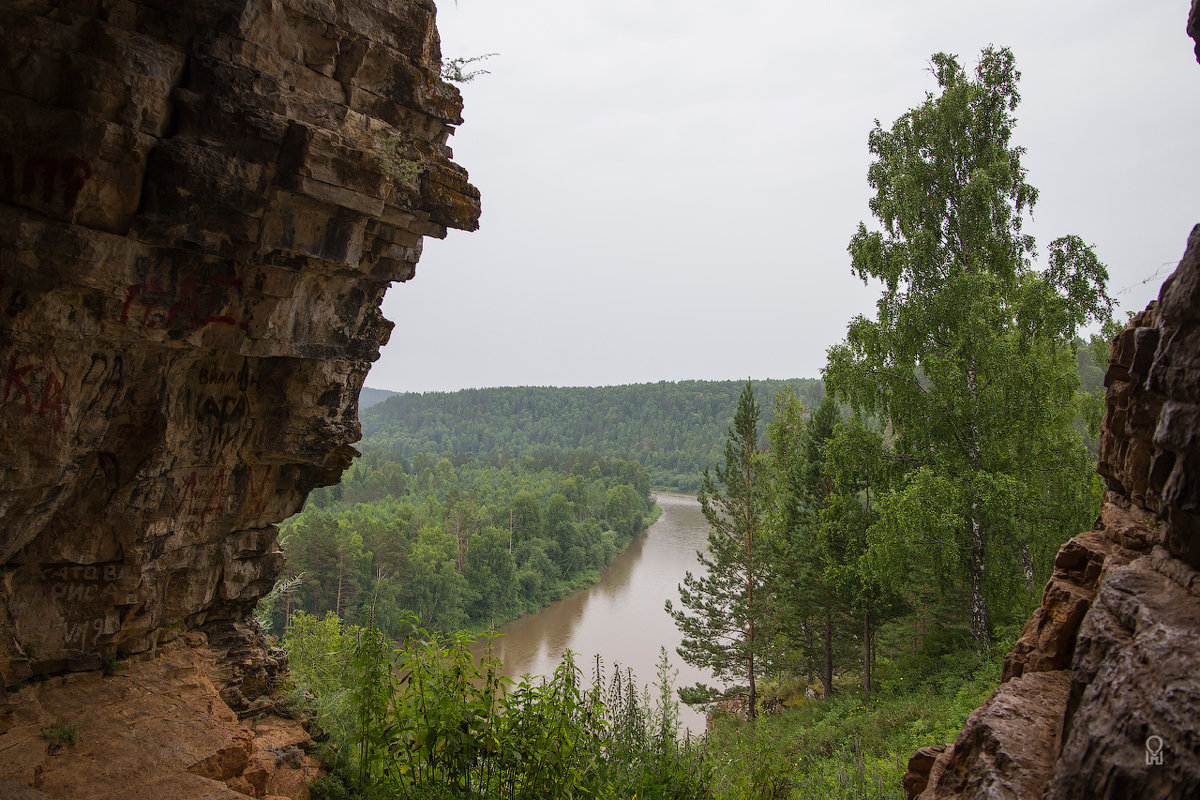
[763,390,840,698]
[667,381,768,720]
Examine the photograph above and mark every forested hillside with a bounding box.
[360,379,824,491]
[358,385,398,410]
[265,451,655,637]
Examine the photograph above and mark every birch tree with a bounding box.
[824,47,1110,649]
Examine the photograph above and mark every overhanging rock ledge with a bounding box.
[0,0,479,731]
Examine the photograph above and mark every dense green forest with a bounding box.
[359,379,825,491]
[264,451,655,638]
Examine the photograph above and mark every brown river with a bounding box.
[471,491,715,734]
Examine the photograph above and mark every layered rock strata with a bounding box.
[0,0,478,694]
[907,227,1200,798]
[0,3,478,795]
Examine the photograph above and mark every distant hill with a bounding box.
[358,386,398,410]
[359,379,824,491]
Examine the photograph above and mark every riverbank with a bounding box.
[270,452,660,638]
[459,501,664,638]
[469,491,715,735]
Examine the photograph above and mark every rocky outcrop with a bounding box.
[0,0,478,795]
[912,227,1200,799]
[0,634,321,800]
[0,0,477,686]
[1191,0,1200,62]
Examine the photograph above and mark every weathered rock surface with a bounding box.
[0,0,477,796]
[0,636,320,799]
[0,0,477,684]
[913,227,1200,799]
[920,670,1071,800]
[902,744,947,799]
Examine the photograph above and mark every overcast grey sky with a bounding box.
[369,0,1199,393]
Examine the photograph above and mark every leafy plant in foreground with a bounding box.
[285,612,709,799]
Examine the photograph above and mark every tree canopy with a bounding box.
[824,47,1110,648]
[359,379,823,492]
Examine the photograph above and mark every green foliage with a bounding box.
[668,382,769,720]
[278,452,654,638]
[440,53,497,84]
[256,572,307,638]
[358,379,824,492]
[825,46,1109,648]
[704,647,1002,799]
[41,719,82,748]
[699,48,1117,797]
[376,136,423,186]
[762,391,841,697]
[285,614,709,800]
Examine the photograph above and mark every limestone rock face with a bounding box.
[920,671,1071,800]
[913,227,1200,800]
[0,0,478,695]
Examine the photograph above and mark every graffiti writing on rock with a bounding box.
[62,615,116,650]
[0,151,92,209]
[2,354,64,431]
[199,394,250,450]
[197,360,256,391]
[120,274,249,332]
[175,468,228,528]
[174,464,274,527]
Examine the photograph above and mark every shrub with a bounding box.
[285,613,709,799]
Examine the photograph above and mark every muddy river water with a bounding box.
[471,491,716,734]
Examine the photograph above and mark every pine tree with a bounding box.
[666,381,767,720]
[763,390,840,698]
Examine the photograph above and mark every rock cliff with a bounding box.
[906,230,1200,799]
[0,0,478,795]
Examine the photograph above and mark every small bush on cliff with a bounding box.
[41,719,82,750]
[440,53,496,83]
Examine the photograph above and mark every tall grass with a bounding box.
[284,612,709,799]
[703,648,1002,800]
[285,612,1002,799]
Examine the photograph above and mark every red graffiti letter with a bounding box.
[38,370,64,431]
[3,355,34,413]
[175,471,198,517]
[61,157,92,209]
[120,284,145,325]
